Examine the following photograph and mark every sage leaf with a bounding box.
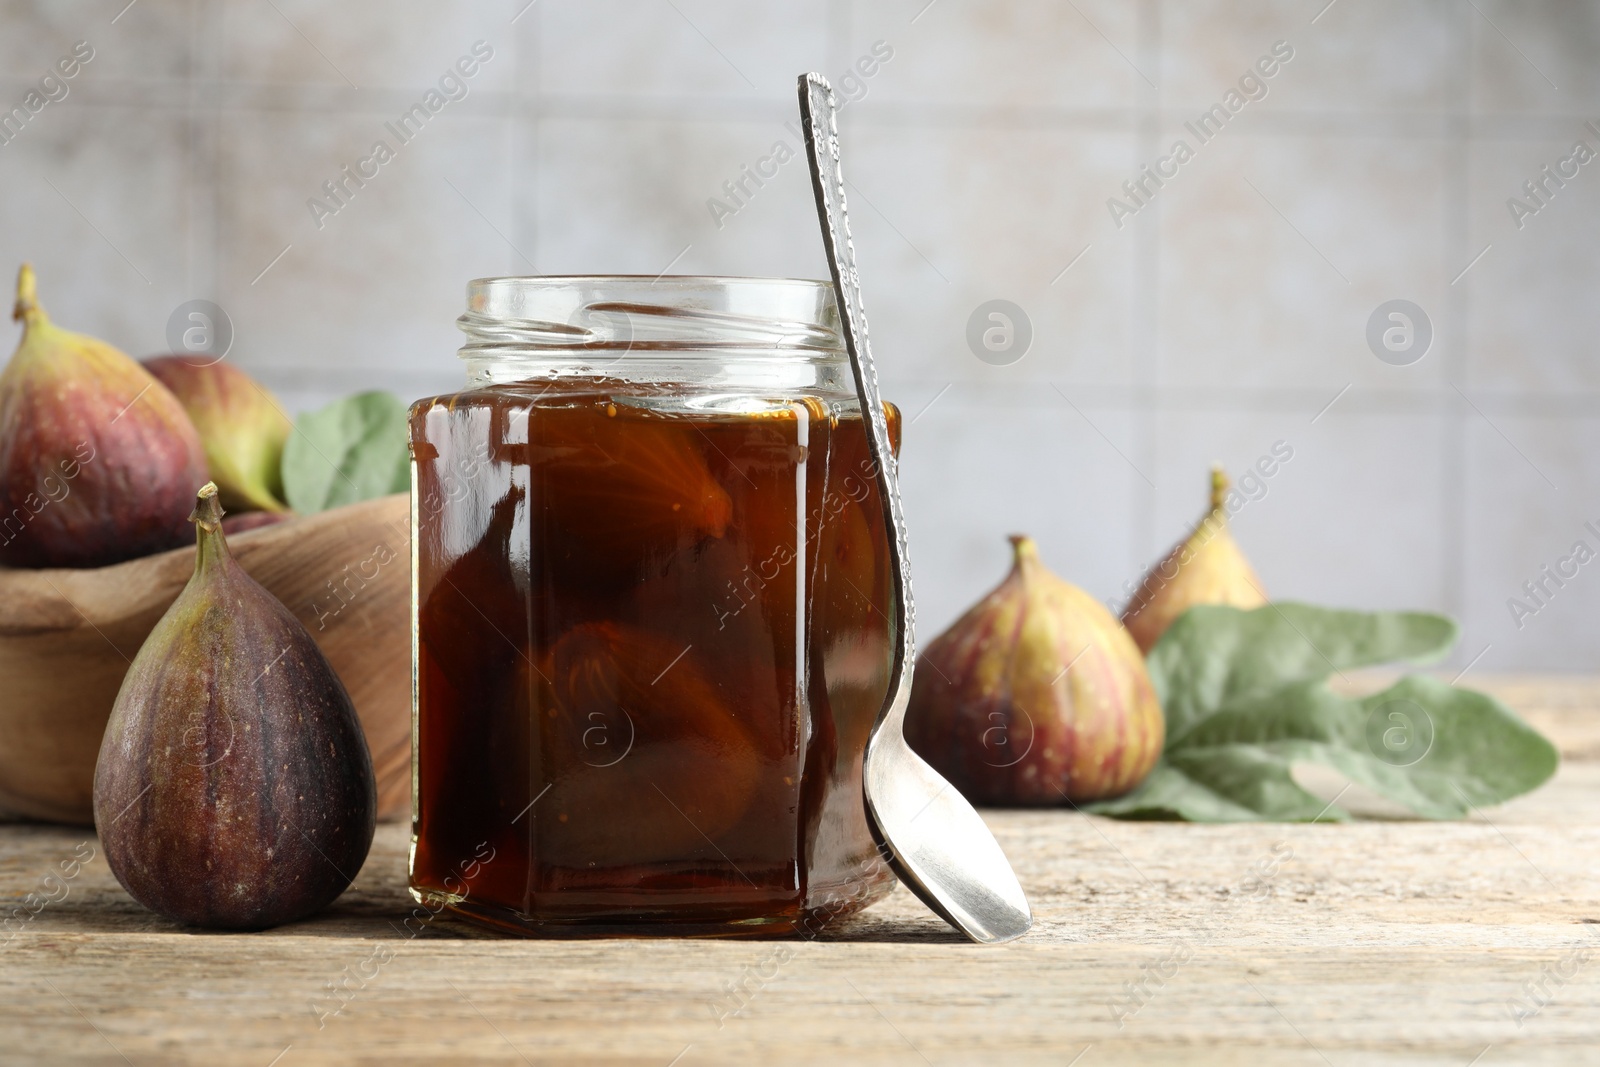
[1086,604,1558,822]
[280,391,410,513]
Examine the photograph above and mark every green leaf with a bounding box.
[280,391,411,513]
[1089,604,1557,822]
[1336,676,1558,817]
[1085,756,1339,823]
[1149,603,1457,740]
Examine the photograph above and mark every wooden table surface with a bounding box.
[4,674,1600,1066]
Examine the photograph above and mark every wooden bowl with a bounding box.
[0,493,412,825]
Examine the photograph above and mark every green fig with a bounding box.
[1121,466,1267,654]
[0,264,208,567]
[93,483,376,930]
[905,535,1163,805]
[142,356,292,513]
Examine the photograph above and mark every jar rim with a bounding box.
[459,275,845,360]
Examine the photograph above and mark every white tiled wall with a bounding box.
[1,0,1595,670]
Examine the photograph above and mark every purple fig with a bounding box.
[143,356,292,514]
[93,483,376,930]
[905,535,1164,805]
[0,264,207,567]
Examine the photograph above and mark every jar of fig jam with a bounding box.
[408,276,900,936]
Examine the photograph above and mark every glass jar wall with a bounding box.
[408,276,900,936]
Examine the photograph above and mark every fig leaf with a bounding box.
[281,390,410,513]
[1084,604,1558,822]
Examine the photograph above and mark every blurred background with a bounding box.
[0,0,1595,670]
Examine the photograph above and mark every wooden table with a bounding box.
[4,675,1599,1066]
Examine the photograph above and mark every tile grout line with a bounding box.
[1131,0,1162,579]
[529,0,544,278]
[505,0,520,281]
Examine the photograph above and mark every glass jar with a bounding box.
[408,276,901,936]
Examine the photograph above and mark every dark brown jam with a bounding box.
[409,378,900,935]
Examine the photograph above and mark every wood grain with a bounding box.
[1,675,1597,1064]
[0,493,411,824]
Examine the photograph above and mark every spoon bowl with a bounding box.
[865,689,1034,942]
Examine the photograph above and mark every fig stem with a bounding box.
[1008,534,1038,568]
[191,482,230,571]
[13,263,42,327]
[1209,465,1229,513]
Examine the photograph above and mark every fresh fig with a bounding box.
[1121,466,1267,654]
[0,264,207,567]
[93,482,376,930]
[143,356,292,514]
[904,535,1163,805]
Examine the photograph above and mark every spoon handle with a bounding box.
[797,73,916,692]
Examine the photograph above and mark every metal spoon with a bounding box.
[797,73,1032,945]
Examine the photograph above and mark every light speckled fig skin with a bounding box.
[1122,466,1267,655]
[142,356,292,514]
[93,483,375,930]
[904,536,1163,805]
[0,264,207,567]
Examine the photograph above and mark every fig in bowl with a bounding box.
[142,356,293,515]
[0,265,206,568]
